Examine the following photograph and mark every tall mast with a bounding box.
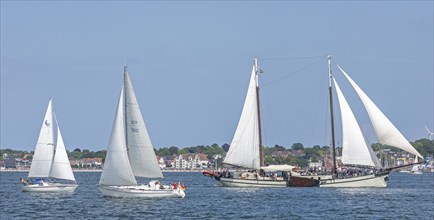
[123,65,129,153]
[328,55,337,175]
[254,58,264,167]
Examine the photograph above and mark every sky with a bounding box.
[1,1,433,151]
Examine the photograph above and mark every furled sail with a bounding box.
[337,66,423,159]
[333,78,382,168]
[124,67,163,178]
[29,99,55,178]
[49,124,76,182]
[99,86,137,186]
[224,65,260,169]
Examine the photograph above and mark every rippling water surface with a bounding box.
[1,172,433,219]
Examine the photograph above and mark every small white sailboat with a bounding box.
[319,56,423,187]
[213,59,293,187]
[98,66,185,198]
[411,156,423,174]
[21,98,77,193]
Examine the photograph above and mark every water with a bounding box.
[1,172,433,219]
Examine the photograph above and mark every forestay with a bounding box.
[224,65,261,169]
[338,66,423,159]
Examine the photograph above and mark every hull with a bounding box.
[288,176,320,187]
[203,171,216,177]
[216,177,287,188]
[22,183,77,193]
[98,185,185,198]
[320,173,389,188]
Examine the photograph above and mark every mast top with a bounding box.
[254,58,258,73]
[328,55,333,87]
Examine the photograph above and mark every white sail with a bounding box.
[224,65,260,169]
[337,66,423,159]
[411,156,419,172]
[29,98,55,178]
[49,124,76,182]
[99,86,137,186]
[124,68,163,178]
[333,78,382,168]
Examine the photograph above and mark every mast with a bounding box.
[328,55,337,175]
[254,58,264,167]
[123,65,129,155]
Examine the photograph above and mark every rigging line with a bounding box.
[262,57,325,87]
[259,55,327,61]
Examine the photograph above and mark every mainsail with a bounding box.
[333,77,382,168]
[224,64,261,169]
[29,99,55,178]
[124,67,163,178]
[99,86,137,186]
[337,66,423,159]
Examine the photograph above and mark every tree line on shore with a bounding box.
[1,138,433,166]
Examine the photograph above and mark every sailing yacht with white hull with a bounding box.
[21,98,77,193]
[318,56,423,187]
[410,156,423,174]
[98,66,185,198]
[214,59,295,188]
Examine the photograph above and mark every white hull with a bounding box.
[320,173,388,188]
[22,183,77,193]
[217,177,287,188]
[98,185,185,198]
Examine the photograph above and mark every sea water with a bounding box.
[1,171,433,219]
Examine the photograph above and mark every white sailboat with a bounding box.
[214,59,293,187]
[319,56,423,187]
[97,66,185,198]
[21,98,77,193]
[411,156,423,174]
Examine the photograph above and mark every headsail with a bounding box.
[99,86,137,186]
[333,78,382,169]
[29,98,55,178]
[124,67,163,178]
[337,66,423,159]
[224,64,261,169]
[49,122,76,182]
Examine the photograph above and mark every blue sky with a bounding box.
[1,1,433,151]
